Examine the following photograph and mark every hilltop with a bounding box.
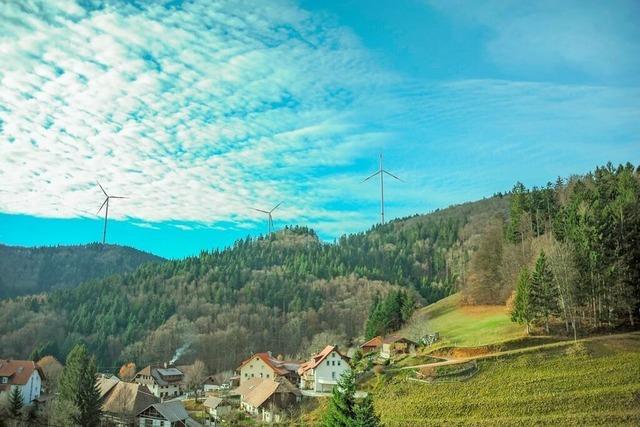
[0,243,165,299]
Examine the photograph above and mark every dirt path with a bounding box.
[393,331,640,371]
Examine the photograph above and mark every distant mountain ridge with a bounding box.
[0,243,165,299]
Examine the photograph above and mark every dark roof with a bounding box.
[360,336,383,348]
[382,335,416,345]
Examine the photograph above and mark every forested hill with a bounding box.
[0,243,165,299]
[0,195,508,372]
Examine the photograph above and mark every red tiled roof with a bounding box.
[360,336,383,348]
[298,345,348,375]
[0,359,43,385]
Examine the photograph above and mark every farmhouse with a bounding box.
[96,376,159,426]
[380,336,417,359]
[360,336,383,354]
[0,359,43,404]
[236,352,300,386]
[298,345,351,392]
[203,396,231,422]
[240,377,301,423]
[133,364,184,399]
[136,401,201,427]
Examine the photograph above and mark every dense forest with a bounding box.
[0,196,506,373]
[0,243,164,298]
[464,162,640,334]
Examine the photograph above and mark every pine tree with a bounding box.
[58,344,102,426]
[8,386,23,418]
[354,394,381,427]
[323,370,357,427]
[530,250,559,333]
[511,267,533,334]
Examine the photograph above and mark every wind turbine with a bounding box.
[252,202,283,235]
[363,153,402,224]
[96,182,127,244]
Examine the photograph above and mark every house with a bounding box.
[0,359,43,403]
[240,377,301,423]
[203,396,231,422]
[380,336,417,359]
[360,336,383,354]
[37,355,63,393]
[96,376,159,426]
[298,345,351,392]
[201,375,220,393]
[236,352,300,386]
[134,364,184,399]
[136,401,201,427]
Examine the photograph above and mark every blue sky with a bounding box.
[1,0,639,259]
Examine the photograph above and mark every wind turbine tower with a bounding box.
[363,153,402,224]
[96,182,127,244]
[253,202,283,235]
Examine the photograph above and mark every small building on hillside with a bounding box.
[136,401,201,427]
[240,377,301,423]
[133,364,184,399]
[203,396,231,423]
[0,359,43,404]
[201,375,221,393]
[380,336,417,359]
[236,352,300,386]
[97,376,159,426]
[298,345,351,392]
[360,336,383,355]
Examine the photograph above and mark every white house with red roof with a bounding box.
[298,345,350,392]
[236,352,300,386]
[0,359,43,403]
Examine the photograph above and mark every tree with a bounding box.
[323,370,357,427]
[354,394,381,427]
[8,386,23,418]
[118,362,137,381]
[529,251,559,333]
[184,360,207,403]
[511,267,533,334]
[57,344,101,426]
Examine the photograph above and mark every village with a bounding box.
[0,333,422,426]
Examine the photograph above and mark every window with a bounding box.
[326,361,330,366]
[266,374,270,378]
[338,361,341,366]
[1,378,6,384]
[332,372,336,379]
[332,361,335,366]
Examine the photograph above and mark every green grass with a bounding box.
[372,334,640,426]
[399,293,525,347]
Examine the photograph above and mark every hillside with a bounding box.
[0,243,165,299]
[370,333,640,426]
[0,196,508,371]
[399,293,524,347]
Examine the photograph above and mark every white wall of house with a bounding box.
[239,357,276,384]
[20,371,42,403]
[313,351,350,392]
[137,417,171,427]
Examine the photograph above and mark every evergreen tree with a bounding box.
[323,370,357,427]
[354,394,381,427]
[511,267,533,334]
[529,251,559,333]
[58,344,101,426]
[8,386,23,418]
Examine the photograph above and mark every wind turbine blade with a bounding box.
[270,201,283,213]
[362,170,381,182]
[383,170,403,181]
[252,208,270,214]
[109,196,128,199]
[97,198,108,214]
[97,181,108,197]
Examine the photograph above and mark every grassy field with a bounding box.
[398,293,525,347]
[371,333,640,426]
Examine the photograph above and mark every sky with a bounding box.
[1,0,639,259]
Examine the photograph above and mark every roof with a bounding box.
[156,367,182,377]
[142,401,189,422]
[203,396,227,409]
[298,345,349,375]
[382,335,416,345]
[230,377,263,397]
[237,353,294,376]
[360,336,383,348]
[98,379,159,415]
[135,365,183,386]
[96,376,120,399]
[243,378,301,409]
[0,359,43,386]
